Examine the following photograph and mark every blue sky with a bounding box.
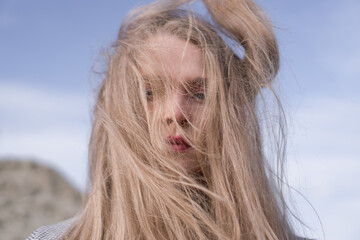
[1,0,359,239]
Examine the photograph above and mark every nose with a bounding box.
[164,91,189,127]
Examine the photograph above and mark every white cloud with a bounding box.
[0,81,91,190]
[0,81,91,123]
[287,95,360,240]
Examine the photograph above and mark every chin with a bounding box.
[177,157,202,175]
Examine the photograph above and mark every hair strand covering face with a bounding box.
[65,0,301,239]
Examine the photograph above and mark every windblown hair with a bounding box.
[66,0,299,239]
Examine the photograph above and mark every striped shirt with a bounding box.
[26,218,75,240]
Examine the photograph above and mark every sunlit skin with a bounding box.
[145,35,206,173]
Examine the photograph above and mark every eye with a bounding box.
[146,89,153,101]
[146,90,153,96]
[193,92,205,100]
[187,77,206,101]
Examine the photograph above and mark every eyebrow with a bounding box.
[187,77,207,87]
[143,76,207,90]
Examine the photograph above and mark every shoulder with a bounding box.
[26,218,76,240]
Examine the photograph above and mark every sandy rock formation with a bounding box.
[0,159,82,240]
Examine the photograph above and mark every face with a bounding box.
[145,35,206,173]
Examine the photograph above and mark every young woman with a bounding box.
[27,0,306,239]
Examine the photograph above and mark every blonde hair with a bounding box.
[66,0,299,239]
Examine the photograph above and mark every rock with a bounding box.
[0,158,82,240]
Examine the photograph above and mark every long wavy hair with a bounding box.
[66,0,299,239]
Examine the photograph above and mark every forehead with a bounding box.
[142,35,204,85]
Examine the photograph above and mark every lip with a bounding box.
[167,135,191,152]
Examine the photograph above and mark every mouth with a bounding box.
[168,135,191,152]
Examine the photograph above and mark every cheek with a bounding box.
[188,104,205,124]
[147,102,154,112]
